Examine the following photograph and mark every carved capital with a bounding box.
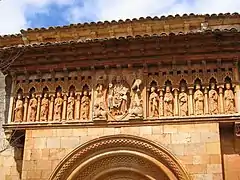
[173,88,179,95]
[203,87,208,94]
[50,94,55,102]
[188,87,194,95]
[218,85,224,94]
[63,94,68,101]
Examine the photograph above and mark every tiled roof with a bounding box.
[0,28,239,51]
[19,12,240,33]
[0,13,239,48]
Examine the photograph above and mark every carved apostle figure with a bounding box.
[107,83,114,110]
[224,82,235,114]
[81,90,90,120]
[163,85,173,116]
[14,94,24,122]
[28,93,38,121]
[93,84,107,119]
[54,92,63,120]
[179,86,188,116]
[129,92,143,118]
[149,86,159,117]
[209,83,219,115]
[40,93,49,121]
[67,91,75,120]
[194,83,204,115]
[129,79,143,118]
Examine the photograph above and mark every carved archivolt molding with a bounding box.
[49,135,191,180]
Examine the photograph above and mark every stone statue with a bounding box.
[54,92,63,120]
[129,92,143,118]
[107,83,114,110]
[93,84,107,119]
[107,76,129,116]
[163,85,173,116]
[129,79,143,118]
[209,83,219,115]
[67,91,75,120]
[149,86,159,117]
[224,82,235,114]
[194,83,204,115]
[28,93,38,121]
[40,93,49,121]
[14,94,24,122]
[179,86,188,116]
[80,90,90,120]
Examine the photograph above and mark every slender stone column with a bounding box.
[188,87,194,115]
[62,94,68,120]
[173,89,179,116]
[159,89,164,117]
[218,86,224,114]
[204,87,209,115]
[234,84,240,113]
[23,96,28,122]
[8,96,15,123]
[36,95,41,121]
[75,93,81,120]
[48,94,55,121]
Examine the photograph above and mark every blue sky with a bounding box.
[0,0,239,35]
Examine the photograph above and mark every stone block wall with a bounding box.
[22,123,222,180]
[0,73,21,180]
[220,124,240,180]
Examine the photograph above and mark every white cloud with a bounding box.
[71,0,240,22]
[0,0,239,35]
[0,0,75,35]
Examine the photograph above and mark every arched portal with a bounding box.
[49,135,191,180]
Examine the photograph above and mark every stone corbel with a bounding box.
[4,129,13,142]
[235,122,240,137]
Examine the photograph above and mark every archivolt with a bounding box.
[49,134,191,180]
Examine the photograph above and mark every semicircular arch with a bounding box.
[49,135,191,180]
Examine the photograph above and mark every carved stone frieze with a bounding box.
[9,66,238,123]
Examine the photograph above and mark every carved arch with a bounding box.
[147,75,159,89]
[49,135,191,180]
[192,76,203,86]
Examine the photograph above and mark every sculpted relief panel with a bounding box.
[9,67,239,123]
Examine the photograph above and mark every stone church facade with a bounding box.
[0,13,240,180]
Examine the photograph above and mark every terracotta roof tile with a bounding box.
[12,13,240,33]
[1,28,238,51]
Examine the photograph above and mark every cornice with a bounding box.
[3,114,240,130]
[1,29,239,74]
